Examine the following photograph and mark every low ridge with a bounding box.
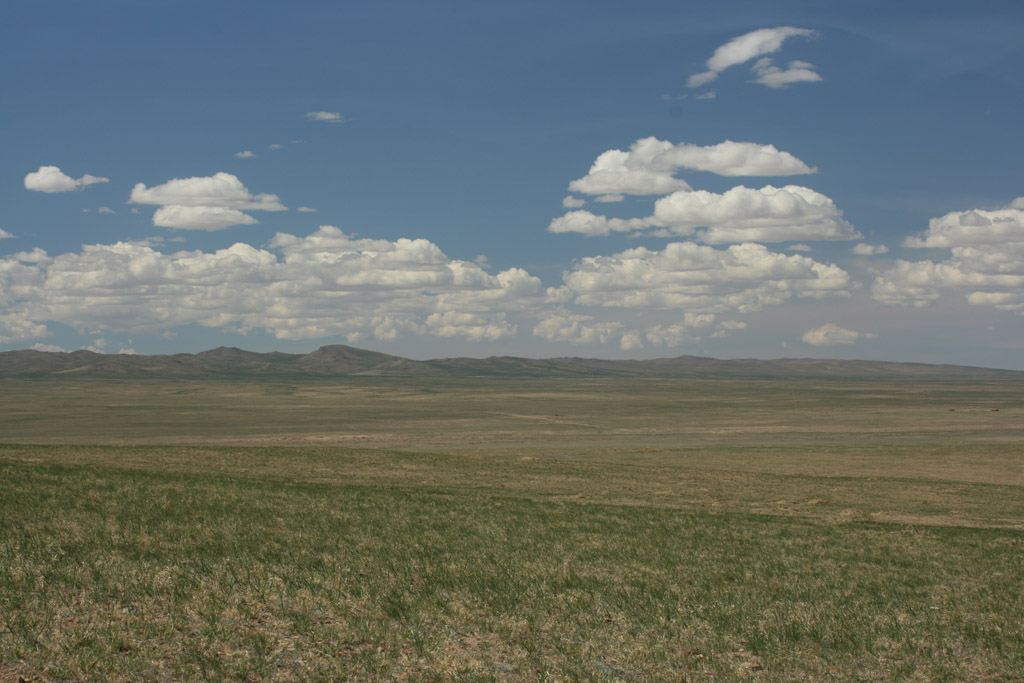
[0,345,1021,380]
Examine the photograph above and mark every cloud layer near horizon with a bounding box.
[0,226,855,348]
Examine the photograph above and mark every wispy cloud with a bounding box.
[305,111,346,124]
[802,322,871,346]
[688,27,820,89]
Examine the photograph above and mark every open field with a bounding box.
[1,376,1023,680]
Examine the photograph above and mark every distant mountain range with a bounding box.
[1,345,1021,380]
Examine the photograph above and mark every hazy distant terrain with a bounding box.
[2,344,1021,380]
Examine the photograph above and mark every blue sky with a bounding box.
[3,1,1024,368]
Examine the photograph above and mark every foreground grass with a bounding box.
[2,446,1023,681]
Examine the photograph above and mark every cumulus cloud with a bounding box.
[653,185,859,243]
[0,226,545,344]
[129,172,286,231]
[0,229,13,240]
[554,186,858,244]
[234,150,255,158]
[903,205,1024,248]
[751,58,823,88]
[852,243,889,255]
[547,210,657,237]
[873,198,1024,314]
[802,322,868,346]
[24,166,109,193]
[688,27,819,89]
[562,196,585,208]
[153,205,259,231]
[873,243,1024,313]
[305,111,345,123]
[619,333,644,351]
[643,314,716,347]
[129,172,285,211]
[567,137,816,198]
[296,206,318,213]
[550,241,851,312]
[533,314,621,345]
[97,207,116,215]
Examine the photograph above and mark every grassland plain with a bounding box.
[1,376,1023,681]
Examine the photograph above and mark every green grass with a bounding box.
[2,446,1023,681]
[0,376,1022,680]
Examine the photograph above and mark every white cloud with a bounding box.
[305,111,345,123]
[562,196,585,208]
[24,165,109,193]
[547,210,657,237]
[873,198,1024,314]
[652,185,859,244]
[852,243,889,255]
[129,172,285,211]
[903,206,1024,248]
[689,27,820,88]
[873,244,1024,313]
[423,311,514,342]
[802,322,866,346]
[712,319,747,338]
[550,185,858,244]
[296,206,318,213]
[0,229,13,240]
[569,138,692,197]
[594,194,624,203]
[129,172,286,231]
[97,207,116,215]
[268,143,283,150]
[234,150,255,158]
[643,314,716,347]
[789,243,812,252]
[153,205,260,231]
[0,227,545,344]
[567,137,816,198]
[695,91,717,100]
[550,241,851,313]
[751,58,823,88]
[687,71,719,88]
[533,314,621,345]
[620,333,644,351]
[31,342,67,353]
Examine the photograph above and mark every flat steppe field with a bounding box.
[1,377,1022,681]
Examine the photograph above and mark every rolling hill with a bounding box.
[1,345,1021,380]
